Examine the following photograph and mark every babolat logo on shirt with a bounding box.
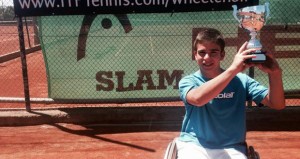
[215,92,235,99]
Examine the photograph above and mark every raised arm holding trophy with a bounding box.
[233,2,270,63]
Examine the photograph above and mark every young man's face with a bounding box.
[194,41,225,77]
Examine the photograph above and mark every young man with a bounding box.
[177,28,285,159]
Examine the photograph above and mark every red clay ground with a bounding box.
[1,123,300,159]
[1,28,300,158]
[0,25,34,56]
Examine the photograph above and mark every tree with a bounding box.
[3,6,14,21]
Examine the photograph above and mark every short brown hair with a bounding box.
[193,28,225,52]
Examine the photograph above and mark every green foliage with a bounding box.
[0,6,14,21]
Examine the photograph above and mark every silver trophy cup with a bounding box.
[233,2,270,63]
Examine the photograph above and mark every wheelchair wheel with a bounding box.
[248,146,260,159]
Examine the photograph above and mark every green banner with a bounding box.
[39,0,300,101]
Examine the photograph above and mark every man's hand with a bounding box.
[255,52,282,74]
[229,42,257,73]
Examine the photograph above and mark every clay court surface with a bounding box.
[0,123,300,159]
[1,25,300,158]
[0,51,299,158]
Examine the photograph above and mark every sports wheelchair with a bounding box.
[164,138,260,159]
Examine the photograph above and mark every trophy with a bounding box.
[232,2,270,63]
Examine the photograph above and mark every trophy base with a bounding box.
[246,51,266,63]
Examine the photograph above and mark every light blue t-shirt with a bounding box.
[179,71,268,153]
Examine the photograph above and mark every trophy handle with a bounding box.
[232,5,240,23]
[265,2,270,24]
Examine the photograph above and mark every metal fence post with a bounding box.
[247,67,255,107]
[33,17,40,45]
[17,16,31,111]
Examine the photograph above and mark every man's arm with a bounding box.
[187,68,239,106]
[260,69,285,110]
[187,42,257,106]
[258,53,286,110]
